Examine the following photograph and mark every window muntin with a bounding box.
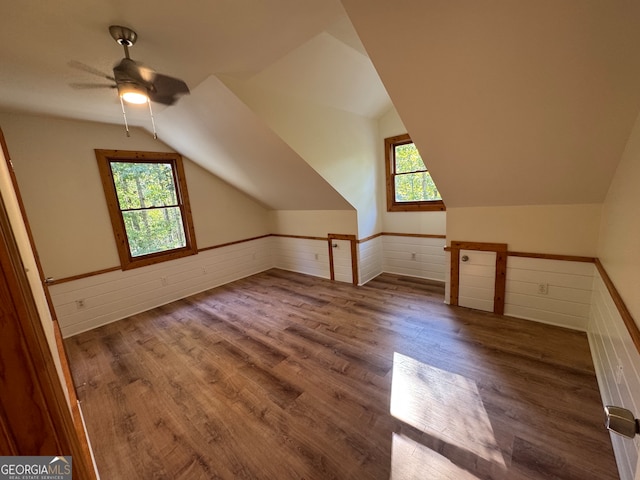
[385,134,445,212]
[96,150,197,270]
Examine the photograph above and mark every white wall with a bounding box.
[598,110,640,326]
[506,257,594,331]
[447,204,602,257]
[382,235,446,282]
[51,237,272,337]
[0,111,271,280]
[183,159,271,249]
[358,236,383,285]
[268,210,357,238]
[589,270,640,480]
[224,78,381,238]
[378,108,447,236]
[270,236,329,280]
[223,84,448,241]
[592,109,640,480]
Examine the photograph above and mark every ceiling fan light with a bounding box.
[122,91,148,104]
[118,84,148,104]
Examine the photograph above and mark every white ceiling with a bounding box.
[0,0,389,210]
[0,0,344,123]
[4,1,639,212]
[154,75,352,210]
[242,31,389,119]
[343,0,640,208]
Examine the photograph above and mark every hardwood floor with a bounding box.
[65,269,619,480]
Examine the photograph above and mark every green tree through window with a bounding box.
[393,142,441,202]
[110,161,186,257]
[96,150,197,270]
[385,134,445,212]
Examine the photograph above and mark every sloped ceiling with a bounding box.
[0,0,389,210]
[342,0,640,208]
[239,31,389,118]
[4,1,636,212]
[154,75,351,210]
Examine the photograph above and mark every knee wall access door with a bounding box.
[459,249,497,312]
[449,241,507,314]
[328,234,358,285]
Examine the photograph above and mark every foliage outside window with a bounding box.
[96,150,197,270]
[385,134,445,212]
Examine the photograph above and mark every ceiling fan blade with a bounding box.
[148,74,190,105]
[114,58,156,84]
[69,83,117,90]
[68,60,116,81]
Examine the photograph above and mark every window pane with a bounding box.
[395,172,442,202]
[122,206,186,257]
[395,142,427,174]
[110,162,178,210]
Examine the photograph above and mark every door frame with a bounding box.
[448,240,508,314]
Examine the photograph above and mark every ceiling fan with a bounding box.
[70,25,190,137]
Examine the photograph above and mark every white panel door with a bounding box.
[331,239,353,284]
[459,250,496,312]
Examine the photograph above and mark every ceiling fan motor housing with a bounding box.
[109,25,137,48]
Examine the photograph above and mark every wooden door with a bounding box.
[449,241,507,315]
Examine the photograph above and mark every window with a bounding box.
[385,134,445,212]
[96,150,197,270]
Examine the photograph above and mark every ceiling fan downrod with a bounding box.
[109,25,137,59]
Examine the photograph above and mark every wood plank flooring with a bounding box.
[65,269,619,480]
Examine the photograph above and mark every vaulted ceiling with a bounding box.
[343,0,640,207]
[0,0,386,210]
[2,1,639,210]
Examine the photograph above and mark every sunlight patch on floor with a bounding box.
[390,352,506,469]
[391,432,484,480]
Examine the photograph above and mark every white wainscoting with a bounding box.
[51,237,273,337]
[381,235,446,282]
[505,257,594,331]
[589,270,640,480]
[358,236,383,285]
[270,236,330,279]
[51,234,448,337]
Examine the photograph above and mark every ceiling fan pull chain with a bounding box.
[147,100,157,140]
[119,95,131,137]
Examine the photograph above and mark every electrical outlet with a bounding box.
[537,283,549,295]
[160,277,168,286]
[75,299,85,309]
[202,266,207,275]
[411,252,417,260]
[315,253,319,260]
